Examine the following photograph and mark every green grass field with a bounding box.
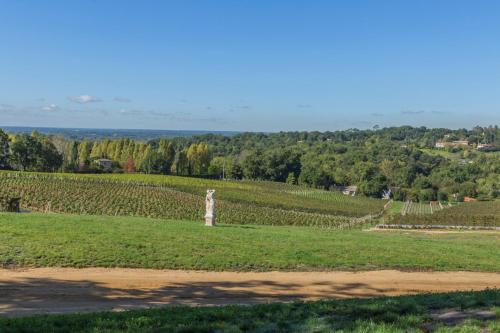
[1,290,498,333]
[387,200,404,215]
[1,213,498,271]
[1,172,499,330]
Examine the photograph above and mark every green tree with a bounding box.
[139,145,156,174]
[172,150,189,175]
[418,189,435,202]
[36,137,63,172]
[77,140,91,166]
[157,138,175,174]
[187,143,210,175]
[10,134,42,171]
[0,129,10,169]
[242,150,265,180]
[208,156,238,179]
[62,141,79,172]
[89,142,103,159]
[286,172,296,185]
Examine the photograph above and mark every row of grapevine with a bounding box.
[401,201,452,216]
[387,201,500,227]
[286,189,386,214]
[0,171,386,217]
[406,202,433,215]
[0,172,354,228]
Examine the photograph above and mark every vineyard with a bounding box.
[286,189,384,215]
[0,171,386,217]
[388,201,500,227]
[92,174,387,217]
[0,171,388,228]
[400,200,453,215]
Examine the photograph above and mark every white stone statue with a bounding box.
[205,189,216,226]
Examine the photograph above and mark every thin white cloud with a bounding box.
[401,110,425,115]
[118,109,142,116]
[68,95,102,104]
[41,104,59,112]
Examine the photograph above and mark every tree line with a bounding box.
[0,126,498,201]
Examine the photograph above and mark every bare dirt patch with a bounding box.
[431,309,496,325]
[0,268,499,317]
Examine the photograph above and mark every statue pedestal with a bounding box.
[205,214,216,227]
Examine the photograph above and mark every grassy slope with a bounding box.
[1,213,498,271]
[386,200,404,215]
[1,290,498,332]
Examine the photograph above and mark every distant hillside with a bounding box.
[1,126,240,140]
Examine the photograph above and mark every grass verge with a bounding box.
[1,213,498,271]
[0,290,498,332]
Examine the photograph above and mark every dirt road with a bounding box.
[1,268,499,317]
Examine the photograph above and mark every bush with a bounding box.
[0,197,20,212]
[437,191,448,201]
[418,189,435,202]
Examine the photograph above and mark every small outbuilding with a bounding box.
[0,197,21,212]
[96,158,113,169]
[335,185,358,196]
[477,143,497,151]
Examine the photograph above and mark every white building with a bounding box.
[96,158,113,168]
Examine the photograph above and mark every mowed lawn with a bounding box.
[0,213,499,271]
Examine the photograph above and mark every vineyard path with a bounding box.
[1,268,499,317]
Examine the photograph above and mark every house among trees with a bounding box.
[382,189,392,200]
[96,158,113,169]
[435,140,469,148]
[336,185,357,196]
[453,140,469,146]
[477,143,496,151]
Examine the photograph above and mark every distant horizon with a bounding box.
[0,125,241,140]
[2,123,499,134]
[1,125,240,134]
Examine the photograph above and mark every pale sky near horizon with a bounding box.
[1,0,499,132]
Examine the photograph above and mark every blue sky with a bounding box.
[1,0,499,131]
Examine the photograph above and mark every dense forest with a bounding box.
[1,126,498,201]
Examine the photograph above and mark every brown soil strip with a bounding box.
[1,268,499,318]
